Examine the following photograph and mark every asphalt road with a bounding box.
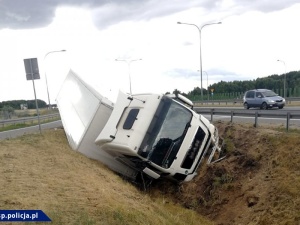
[1,106,299,140]
[0,120,63,140]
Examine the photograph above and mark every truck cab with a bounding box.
[95,91,221,182]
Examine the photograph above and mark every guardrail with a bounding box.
[0,113,60,128]
[195,108,300,131]
[193,97,300,106]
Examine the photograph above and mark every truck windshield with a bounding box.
[138,96,192,168]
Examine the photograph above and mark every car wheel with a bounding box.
[244,102,249,109]
[278,106,284,109]
[261,102,268,110]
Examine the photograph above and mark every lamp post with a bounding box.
[44,49,66,109]
[203,71,209,101]
[115,58,142,95]
[277,59,287,98]
[177,21,221,101]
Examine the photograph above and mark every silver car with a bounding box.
[243,89,285,109]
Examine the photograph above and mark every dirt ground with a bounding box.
[149,121,300,225]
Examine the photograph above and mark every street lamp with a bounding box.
[277,59,287,98]
[115,58,142,95]
[44,49,66,109]
[177,21,221,101]
[203,71,209,101]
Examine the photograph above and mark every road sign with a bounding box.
[24,58,40,80]
[23,57,42,133]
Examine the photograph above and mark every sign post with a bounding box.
[24,58,42,134]
[210,88,214,101]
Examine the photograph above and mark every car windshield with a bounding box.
[138,96,192,168]
[262,90,278,97]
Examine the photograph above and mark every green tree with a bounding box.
[186,71,300,100]
[0,99,47,110]
[1,105,15,119]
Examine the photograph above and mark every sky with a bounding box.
[0,0,300,104]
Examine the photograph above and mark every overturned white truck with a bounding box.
[57,70,222,182]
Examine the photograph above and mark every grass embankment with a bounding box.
[150,122,300,225]
[0,129,212,225]
[1,123,300,224]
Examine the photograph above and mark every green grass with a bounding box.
[275,127,300,134]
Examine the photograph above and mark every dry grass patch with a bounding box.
[0,128,212,225]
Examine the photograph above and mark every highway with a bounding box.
[0,106,299,140]
[0,120,62,140]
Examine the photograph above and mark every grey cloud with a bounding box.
[206,68,254,81]
[165,68,199,78]
[234,0,299,12]
[0,0,100,29]
[167,67,254,82]
[0,0,299,30]
[91,0,300,28]
[0,0,204,29]
[0,0,56,29]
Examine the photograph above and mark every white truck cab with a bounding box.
[95,91,221,182]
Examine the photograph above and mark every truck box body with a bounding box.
[56,70,137,179]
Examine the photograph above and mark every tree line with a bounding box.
[181,71,300,98]
[0,99,47,110]
[1,71,300,112]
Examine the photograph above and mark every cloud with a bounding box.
[1,0,299,30]
[91,0,212,28]
[167,67,254,83]
[0,0,57,29]
[0,0,203,29]
[165,68,199,79]
[234,0,299,12]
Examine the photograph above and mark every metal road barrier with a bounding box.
[195,108,300,131]
[0,113,60,128]
[193,97,300,106]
